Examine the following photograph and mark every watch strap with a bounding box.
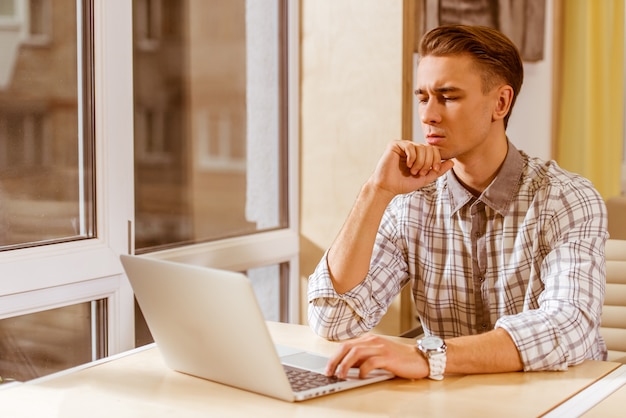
[426,351,446,380]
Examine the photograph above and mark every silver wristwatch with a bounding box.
[417,335,447,380]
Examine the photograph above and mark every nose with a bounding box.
[419,99,441,125]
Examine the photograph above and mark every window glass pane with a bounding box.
[0,0,95,250]
[248,262,290,323]
[133,0,287,252]
[0,299,107,382]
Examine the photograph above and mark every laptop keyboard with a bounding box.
[283,365,345,392]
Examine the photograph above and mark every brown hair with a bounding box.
[418,25,524,128]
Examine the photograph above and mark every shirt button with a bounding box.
[481,323,488,329]
[479,276,485,283]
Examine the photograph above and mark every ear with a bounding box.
[492,85,514,122]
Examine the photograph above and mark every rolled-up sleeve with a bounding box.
[495,181,607,371]
[307,252,380,340]
[308,200,411,341]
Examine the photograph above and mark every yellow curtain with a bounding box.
[556,0,624,199]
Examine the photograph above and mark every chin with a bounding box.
[435,148,453,162]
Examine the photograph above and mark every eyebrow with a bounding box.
[414,86,462,95]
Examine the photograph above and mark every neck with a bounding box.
[452,138,509,196]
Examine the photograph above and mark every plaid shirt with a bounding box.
[308,142,608,371]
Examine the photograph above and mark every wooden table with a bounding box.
[0,322,622,417]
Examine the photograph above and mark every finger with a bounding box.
[418,146,451,177]
[355,355,387,379]
[332,334,384,378]
[411,146,427,176]
[417,146,436,176]
[325,335,371,376]
[404,144,416,169]
[325,342,353,376]
[431,147,443,172]
[335,344,383,379]
[394,141,416,169]
[325,334,379,377]
[421,159,454,183]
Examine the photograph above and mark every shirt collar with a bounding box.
[447,140,524,216]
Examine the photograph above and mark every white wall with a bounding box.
[507,0,554,160]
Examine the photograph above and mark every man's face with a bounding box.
[415,54,505,162]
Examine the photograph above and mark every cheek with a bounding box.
[466,102,495,129]
[451,109,492,142]
[451,109,482,131]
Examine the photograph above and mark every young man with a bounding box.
[307,25,608,381]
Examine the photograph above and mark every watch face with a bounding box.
[421,336,444,350]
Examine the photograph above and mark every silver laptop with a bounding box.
[120,255,393,402]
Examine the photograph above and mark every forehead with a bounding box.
[416,54,483,91]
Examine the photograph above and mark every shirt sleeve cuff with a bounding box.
[308,252,374,317]
[495,315,569,371]
[307,252,385,338]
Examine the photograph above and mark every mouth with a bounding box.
[425,134,444,146]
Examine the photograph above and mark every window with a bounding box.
[132,0,299,335]
[0,300,106,382]
[0,0,102,381]
[0,0,299,382]
[0,0,94,251]
[0,0,133,382]
[133,0,289,251]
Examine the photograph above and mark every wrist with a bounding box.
[417,336,447,380]
[362,180,396,205]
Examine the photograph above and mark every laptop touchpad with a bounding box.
[280,352,329,372]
